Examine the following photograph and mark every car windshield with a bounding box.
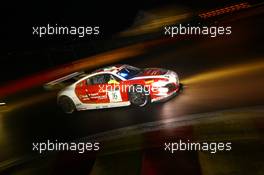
[117,66,142,79]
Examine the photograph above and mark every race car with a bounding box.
[54,64,180,113]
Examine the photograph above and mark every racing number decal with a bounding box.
[107,88,122,102]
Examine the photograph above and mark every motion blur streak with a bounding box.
[0,44,145,98]
[0,92,56,112]
[199,2,250,19]
[120,13,190,36]
[181,59,264,84]
[0,38,177,98]
[118,4,193,37]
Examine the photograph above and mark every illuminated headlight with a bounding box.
[152,81,168,87]
[169,76,176,82]
[176,76,179,84]
[159,87,169,93]
[169,74,179,84]
[156,87,169,96]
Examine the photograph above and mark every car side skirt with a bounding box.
[76,101,131,111]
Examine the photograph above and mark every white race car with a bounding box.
[51,64,180,113]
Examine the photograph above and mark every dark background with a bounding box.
[1,1,264,174]
[2,0,256,83]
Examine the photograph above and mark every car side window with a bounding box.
[86,78,92,85]
[86,74,121,85]
[88,74,111,85]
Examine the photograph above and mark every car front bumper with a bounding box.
[151,83,182,103]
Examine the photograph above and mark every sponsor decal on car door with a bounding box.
[106,80,122,103]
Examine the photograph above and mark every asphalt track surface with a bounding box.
[0,6,264,174]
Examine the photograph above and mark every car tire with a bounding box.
[128,84,150,107]
[58,96,76,114]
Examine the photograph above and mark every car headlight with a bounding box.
[152,81,168,87]
[169,74,179,84]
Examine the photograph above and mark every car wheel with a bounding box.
[58,96,76,114]
[128,85,150,107]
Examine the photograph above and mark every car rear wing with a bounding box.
[44,71,84,90]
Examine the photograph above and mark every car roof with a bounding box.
[92,64,128,74]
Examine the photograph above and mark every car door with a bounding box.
[76,73,124,104]
[85,74,109,103]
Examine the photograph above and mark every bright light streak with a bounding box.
[120,13,190,36]
[119,5,191,37]
[0,37,176,98]
[199,2,250,19]
[0,44,145,98]
[0,92,55,112]
[182,60,264,84]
